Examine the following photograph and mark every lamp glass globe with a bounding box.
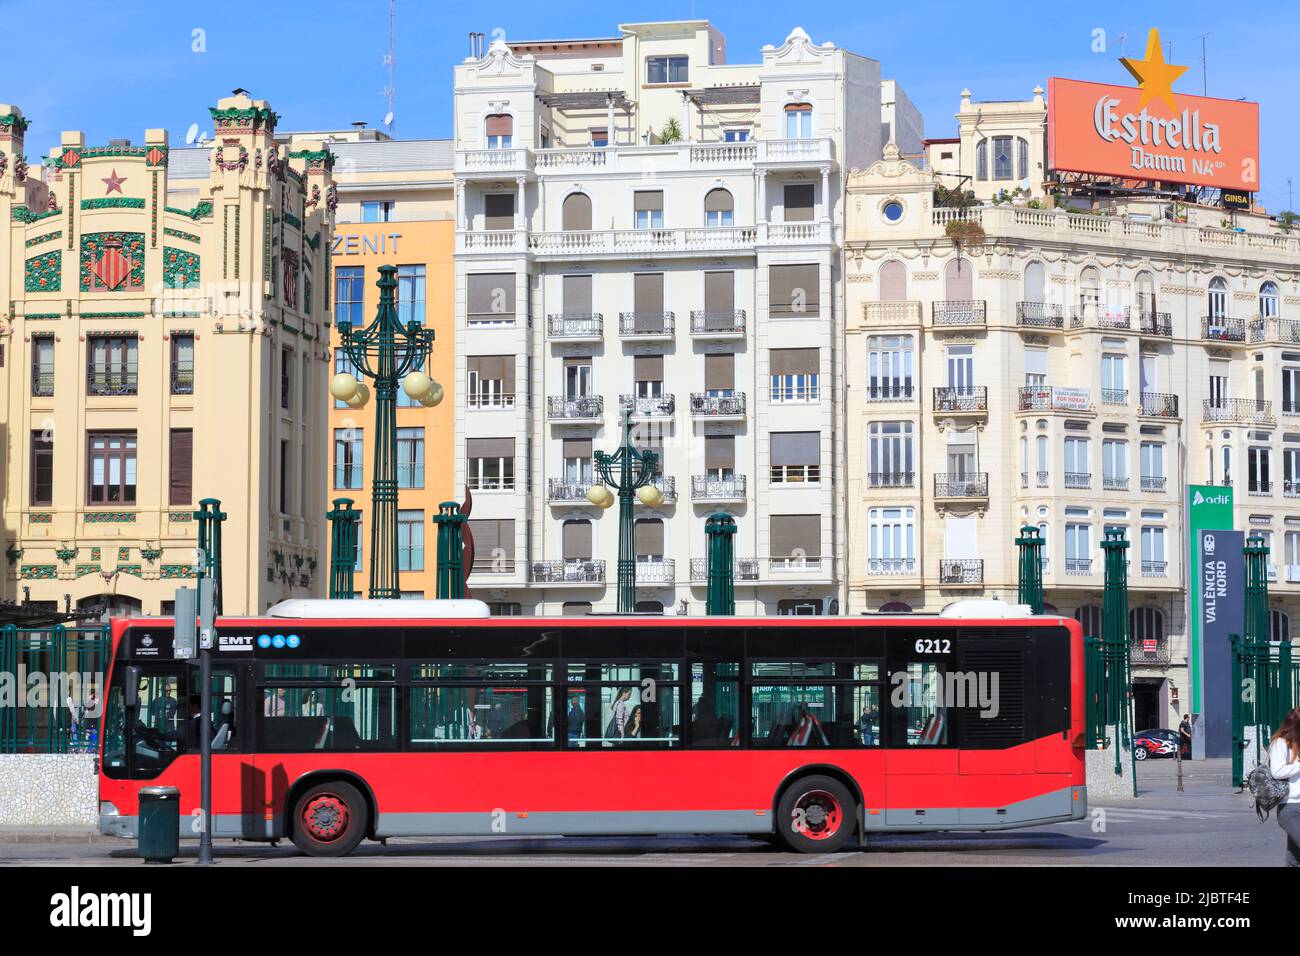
[330,373,360,401]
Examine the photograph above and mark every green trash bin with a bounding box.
[138,786,181,863]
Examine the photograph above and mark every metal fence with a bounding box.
[1231,635,1298,786]
[0,624,112,754]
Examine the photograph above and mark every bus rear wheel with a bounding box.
[291,781,367,857]
[776,775,855,853]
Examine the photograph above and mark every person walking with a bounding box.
[1178,714,1193,759]
[1269,707,1300,867]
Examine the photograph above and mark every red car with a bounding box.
[1133,728,1179,760]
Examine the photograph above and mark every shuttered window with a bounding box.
[466,274,516,323]
[169,429,193,505]
[562,193,592,231]
[703,271,734,316]
[563,520,593,560]
[784,184,814,222]
[704,353,735,391]
[563,274,592,316]
[770,431,820,483]
[484,194,515,230]
[770,514,820,560]
[634,519,665,558]
[470,518,516,572]
[705,434,735,471]
[769,263,819,316]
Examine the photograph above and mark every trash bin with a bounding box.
[137,786,181,863]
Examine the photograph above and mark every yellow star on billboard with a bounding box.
[1120,28,1188,112]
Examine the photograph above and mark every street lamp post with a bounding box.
[589,408,662,613]
[329,265,441,599]
[326,497,360,599]
[433,501,467,600]
[1015,524,1044,614]
[705,513,737,616]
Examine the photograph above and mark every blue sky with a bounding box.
[2,0,1295,211]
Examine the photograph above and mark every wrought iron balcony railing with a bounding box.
[691,475,747,500]
[546,313,604,339]
[1140,476,1167,493]
[864,384,913,402]
[932,299,986,327]
[1101,388,1128,405]
[634,559,676,585]
[619,312,675,337]
[1139,392,1179,418]
[690,392,746,417]
[1202,398,1275,425]
[689,310,746,335]
[619,394,675,418]
[933,473,988,498]
[1065,557,1093,575]
[547,395,604,420]
[86,366,138,396]
[646,476,677,502]
[1131,638,1172,666]
[1017,301,1064,329]
[688,557,760,582]
[933,386,987,413]
[1064,472,1091,489]
[1201,316,1246,342]
[939,559,983,585]
[530,560,606,583]
[868,472,914,488]
[1103,475,1129,491]
[31,368,54,397]
[1136,310,1173,337]
[1249,481,1273,496]
[547,479,594,502]
[170,366,195,395]
[867,557,916,575]
[1142,560,1168,577]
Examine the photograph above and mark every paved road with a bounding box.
[1,758,1286,866]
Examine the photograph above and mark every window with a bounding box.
[770,431,820,484]
[279,346,292,410]
[770,514,820,567]
[260,683,396,752]
[704,188,733,227]
[634,191,664,229]
[564,356,593,400]
[561,193,592,232]
[769,348,819,402]
[633,354,664,399]
[1208,277,1228,320]
[701,271,735,329]
[1064,436,1090,485]
[1141,526,1166,574]
[1017,137,1030,180]
[484,194,514,231]
[467,273,516,326]
[397,510,424,572]
[396,265,425,325]
[634,519,665,565]
[751,663,882,748]
[1130,607,1165,648]
[631,273,665,331]
[279,440,289,514]
[467,355,515,408]
[723,127,750,142]
[703,352,734,398]
[1101,353,1126,403]
[563,437,593,485]
[87,431,137,505]
[87,335,138,396]
[784,184,814,223]
[1284,367,1300,414]
[1102,439,1128,489]
[397,427,425,489]
[1065,523,1091,572]
[335,266,364,328]
[868,507,915,572]
[168,429,193,505]
[485,113,513,149]
[1075,605,1103,639]
[361,201,395,223]
[1286,532,1300,581]
[589,128,609,147]
[31,336,54,397]
[562,519,593,563]
[410,671,552,748]
[1036,435,1049,485]
[879,260,907,300]
[646,55,688,85]
[30,431,53,506]
[1285,447,1300,495]
[1140,441,1166,491]
[1249,446,1272,493]
[975,140,988,180]
[168,333,195,395]
[1024,348,1047,387]
[886,661,948,746]
[866,335,913,400]
[868,422,914,485]
[784,103,812,139]
[1135,271,1157,316]
[703,435,735,481]
[946,345,973,393]
[882,200,904,222]
[992,136,1014,180]
[769,263,819,316]
[467,438,515,491]
[334,429,363,489]
[334,350,363,408]
[1260,281,1280,319]
[1272,609,1291,641]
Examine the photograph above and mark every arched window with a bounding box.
[944,257,973,301]
[784,102,813,139]
[1017,137,1030,180]
[1135,271,1157,316]
[704,188,733,227]
[975,140,988,181]
[1075,605,1103,638]
[1260,281,1280,319]
[1271,609,1291,642]
[1079,266,1101,315]
[1130,607,1165,650]
[879,260,907,301]
[1208,276,1228,320]
[1222,445,1233,486]
[485,113,513,149]
[561,192,592,232]
[879,601,912,613]
[1024,261,1046,303]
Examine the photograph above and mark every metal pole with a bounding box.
[594,409,659,614]
[196,571,215,865]
[705,513,737,615]
[1015,524,1044,613]
[434,502,466,599]
[326,498,360,599]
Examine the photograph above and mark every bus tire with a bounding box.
[775,775,855,853]
[291,781,367,857]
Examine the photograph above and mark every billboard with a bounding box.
[1197,529,1244,759]
[1185,485,1234,714]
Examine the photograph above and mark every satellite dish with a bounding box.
[383,111,395,127]
[185,123,199,145]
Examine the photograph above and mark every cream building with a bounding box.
[452,20,919,615]
[0,95,335,617]
[845,87,1300,730]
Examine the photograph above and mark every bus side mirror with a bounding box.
[123,666,142,709]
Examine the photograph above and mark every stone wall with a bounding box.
[0,754,97,827]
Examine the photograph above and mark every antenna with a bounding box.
[1115,32,1126,57]
[380,0,396,135]
[1197,33,1209,96]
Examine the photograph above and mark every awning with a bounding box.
[536,90,632,111]
[685,85,761,106]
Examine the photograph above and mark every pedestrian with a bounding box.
[1268,707,1300,867]
[566,695,585,741]
[605,686,632,739]
[622,705,643,739]
[1178,713,1193,759]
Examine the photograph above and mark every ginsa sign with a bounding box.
[1048,78,1260,191]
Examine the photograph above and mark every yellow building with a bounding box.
[0,95,335,616]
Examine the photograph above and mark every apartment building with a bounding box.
[453,21,914,615]
[845,87,1300,730]
[1,96,334,616]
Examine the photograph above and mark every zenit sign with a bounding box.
[1048,28,1260,192]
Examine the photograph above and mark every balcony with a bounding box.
[1103,475,1129,492]
[1202,398,1275,426]
[689,557,760,583]
[763,556,827,578]
[467,393,516,410]
[867,557,917,575]
[865,384,914,403]
[933,386,988,415]
[690,310,746,337]
[1070,304,1130,331]
[939,559,983,586]
[1249,482,1273,497]
[862,301,922,326]
[1036,470,1050,487]
[1017,385,1093,413]
[619,312,674,339]
[1102,388,1128,406]
[470,557,518,577]
[1017,301,1064,329]
[548,479,594,505]
[1065,558,1093,575]
[31,368,54,398]
[1140,476,1167,493]
[755,137,835,166]
[454,147,532,177]
[644,476,677,504]
[690,392,746,419]
[868,472,915,489]
[1142,560,1169,578]
[931,299,986,328]
[530,560,605,584]
[1131,638,1172,666]
[1136,310,1173,337]
[547,313,603,341]
[547,395,603,422]
[634,559,676,586]
[761,221,834,245]
[1285,480,1300,499]
[1065,472,1092,489]
[1201,316,1246,343]
[457,229,527,255]
[170,365,195,396]
[691,475,747,501]
[528,226,758,259]
[933,473,989,498]
[1138,392,1179,418]
[86,366,137,397]
[619,394,675,419]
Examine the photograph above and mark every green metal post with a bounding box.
[326,498,360,599]
[1101,526,1132,776]
[594,409,659,613]
[194,498,226,614]
[337,265,435,599]
[434,501,466,600]
[1015,524,1044,613]
[1242,533,1271,778]
[705,513,737,616]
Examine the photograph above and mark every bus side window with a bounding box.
[690,662,739,747]
[888,661,950,746]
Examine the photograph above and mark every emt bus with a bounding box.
[98,599,1086,855]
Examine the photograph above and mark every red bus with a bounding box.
[98,599,1086,855]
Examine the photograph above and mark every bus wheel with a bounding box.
[776,775,855,853]
[291,781,367,857]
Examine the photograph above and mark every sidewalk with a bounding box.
[0,826,116,845]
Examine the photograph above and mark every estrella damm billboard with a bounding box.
[1047,30,1260,192]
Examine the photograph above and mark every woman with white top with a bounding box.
[1268,707,1300,867]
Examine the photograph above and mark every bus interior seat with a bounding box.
[328,717,363,750]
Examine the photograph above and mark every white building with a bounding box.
[452,21,905,615]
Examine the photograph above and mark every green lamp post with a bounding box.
[705,513,737,616]
[434,501,467,600]
[1098,526,1133,776]
[329,265,441,599]
[1015,524,1044,614]
[326,498,360,599]
[194,498,226,614]
[589,408,663,613]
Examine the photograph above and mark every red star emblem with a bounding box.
[101,169,127,194]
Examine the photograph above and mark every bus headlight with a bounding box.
[99,801,120,816]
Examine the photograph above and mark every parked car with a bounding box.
[1133,728,1179,760]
